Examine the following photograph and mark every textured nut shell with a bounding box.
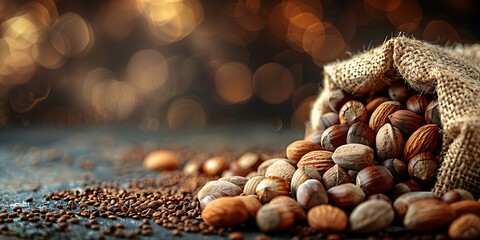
[243,176,265,195]
[338,100,368,125]
[407,152,439,184]
[393,191,437,219]
[356,166,394,195]
[406,95,429,116]
[366,97,389,115]
[349,200,395,233]
[425,100,440,124]
[448,214,480,240]
[327,183,365,209]
[332,143,375,171]
[307,205,348,233]
[389,110,426,136]
[321,124,349,151]
[450,200,480,216]
[201,197,249,227]
[346,122,375,148]
[322,164,352,189]
[197,180,243,201]
[257,158,295,175]
[265,160,296,183]
[291,167,322,196]
[403,124,439,161]
[256,203,296,232]
[404,199,456,231]
[255,176,290,203]
[296,179,328,210]
[369,101,403,133]
[297,150,334,174]
[270,196,306,221]
[375,124,404,161]
[286,140,322,164]
[143,150,180,171]
[218,176,249,190]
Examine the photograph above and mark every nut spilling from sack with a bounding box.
[195,81,480,238]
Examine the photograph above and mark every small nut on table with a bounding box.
[286,140,322,164]
[307,205,348,233]
[349,199,395,233]
[296,179,328,210]
[201,197,249,227]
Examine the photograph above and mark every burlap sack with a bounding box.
[310,36,480,198]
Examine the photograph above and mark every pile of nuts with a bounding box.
[196,81,480,239]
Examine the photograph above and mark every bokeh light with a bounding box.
[253,63,296,104]
[214,62,253,105]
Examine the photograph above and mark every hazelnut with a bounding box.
[202,156,228,176]
[448,214,480,240]
[243,176,265,196]
[381,158,408,182]
[143,150,180,171]
[338,100,368,125]
[328,89,353,112]
[365,97,389,115]
[197,180,243,204]
[321,124,349,151]
[407,152,439,185]
[255,202,296,233]
[297,150,334,175]
[256,176,290,203]
[183,158,203,175]
[403,124,439,161]
[375,123,404,162]
[322,164,352,190]
[388,81,410,102]
[367,194,392,204]
[425,100,440,124]
[331,143,375,171]
[296,179,328,210]
[346,122,375,148]
[201,197,249,227]
[403,199,456,231]
[286,140,322,164]
[349,199,395,233]
[388,110,426,136]
[356,166,394,195]
[307,205,348,233]
[406,94,429,116]
[290,167,322,196]
[393,191,437,219]
[257,158,296,175]
[441,189,475,204]
[369,101,403,133]
[270,196,306,221]
[265,160,296,183]
[327,183,365,209]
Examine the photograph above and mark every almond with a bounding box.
[404,199,456,231]
[369,101,403,133]
[403,124,440,161]
[450,200,480,216]
[388,110,426,136]
[201,197,249,227]
[448,214,480,240]
[297,150,334,174]
[286,140,323,164]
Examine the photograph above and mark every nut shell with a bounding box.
[406,94,429,116]
[290,167,322,196]
[338,100,368,125]
[404,199,456,231]
[393,191,437,219]
[356,166,394,195]
[143,150,180,171]
[450,200,480,216]
[349,199,395,233]
[256,202,296,232]
[307,205,348,233]
[243,176,265,195]
[403,124,439,161]
[346,122,375,148]
[296,179,328,210]
[388,110,426,136]
[425,100,441,124]
[369,101,403,133]
[201,197,249,227]
[197,180,243,203]
[407,152,439,185]
[202,156,228,176]
[375,124,404,162]
[297,150,334,175]
[321,124,349,151]
[327,183,365,209]
[286,140,322,164]
[328,89,353,112]
[448,214,480,240]
[366,97,389,115]
[265,160,296,183]
[218,176,249,190]
[256,176,290,203]
[332,143,375,171]
[322,164,352,189]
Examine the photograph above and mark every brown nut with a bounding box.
[425,100,440,124]
[202,156,228,176]
[257,158,295,175]
[255,202,296,233]
[366,97,389,115]
[243,176,265,196]
[407,152,439,185]
[290,167,322,196]
[143,150,180,171]
[286,140,322,164]
[369,101,403,133]
[406,94,429,116]
[237,152,262,170]
[234,195,262,219]
[322,164,352,190]
[338,100,368,125]
[297,150,334,175]
[265,160,296,183]
[197,180,243,203]
[296,179,328,210]
[403,124,440,161]
[367,194,392,204]
[388,110,426,136]
[388,81,410,102]
[307,205,348,233]
[218,176,249,190]
[327,183,365,209]
[441,189,475,204]
[321,124,349,151]
[403,199,456,231]
[448,213,480,240]
[390,180,424,200]
[201,197,249,227]
[332,143,375,171]
[256,176,290,203]
[375,123,404,162]
[270,196,306,221]
[346,122,375,148]
[381,158,408,182]
[349,199,395,233]
[356,166,394,195]
[393,191,437,219]
[316,112,340,133]
[450,200,480,216]
[183,158,203,175]
[328,89,353,112]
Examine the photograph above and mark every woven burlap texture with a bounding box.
[310,37,480,198]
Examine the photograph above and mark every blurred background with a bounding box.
[1,0,479,131]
